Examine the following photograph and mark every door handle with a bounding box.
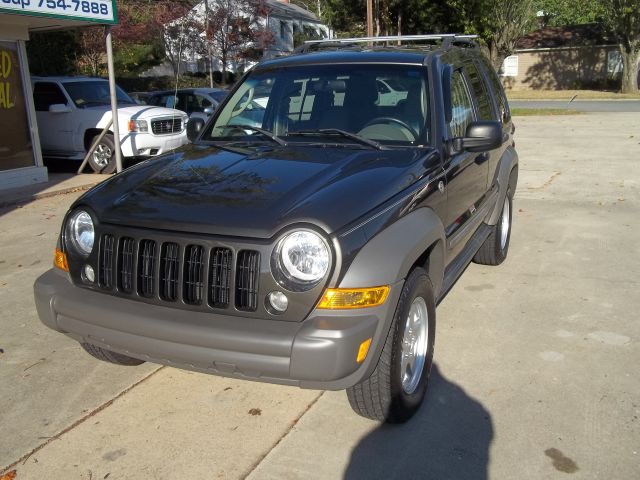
[474,152,489,165]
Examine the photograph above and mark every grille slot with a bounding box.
[183,245,205,305]
[137,240,157,298]
[209,248,232,308]
[160,242,180,301]
[118,237,135,293]
[151,118,182,135]
[99,234,115,289]
[235,250,260,311]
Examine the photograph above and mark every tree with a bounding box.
[76,27,106,76]
[533,0,604,27]
[602,0,640,92]
[450,0,537,70]
[203,0,272,83]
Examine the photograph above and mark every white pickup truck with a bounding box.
[32,76,189,173]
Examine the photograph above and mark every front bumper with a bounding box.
[34,269,403,390]
[120,130,188,158]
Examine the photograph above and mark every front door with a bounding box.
[443,68,489,261]
[33,82,73,157]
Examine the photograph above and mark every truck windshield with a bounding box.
[64,81,136,108]
[204,64,429,147]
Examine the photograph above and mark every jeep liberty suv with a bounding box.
[34,35,518,423]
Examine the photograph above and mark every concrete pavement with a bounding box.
[1,112,639,479]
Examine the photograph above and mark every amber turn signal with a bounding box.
[54,248,69,272]
[356,338,372,363]
[317,286,389,309]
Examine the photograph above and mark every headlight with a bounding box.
[67,210,94,256]
[128,119,148,132]
[273,230,330,289]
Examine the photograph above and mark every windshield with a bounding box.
[202,64,429,147]
[63,81,135,108]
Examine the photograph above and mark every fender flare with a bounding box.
[488,145,519,225]
[339,208,446,299]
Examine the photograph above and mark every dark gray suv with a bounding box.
[34,35,518,423]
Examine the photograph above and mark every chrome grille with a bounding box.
[151,117,182,135]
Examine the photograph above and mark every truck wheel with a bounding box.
[346,267,436,423]
[473,186,513,266]
[88,134,117,174]
[81,343,145,366]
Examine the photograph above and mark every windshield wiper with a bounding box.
[218,124,287,146]
[287,129,383,150]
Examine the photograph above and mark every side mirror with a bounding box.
[450,121,503,154]
[49,103,71,113]
[187,117,205,142]
[203,107,214,116]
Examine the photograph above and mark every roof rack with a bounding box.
[298,34,478,54]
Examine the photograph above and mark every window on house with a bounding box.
[280,21,288,39]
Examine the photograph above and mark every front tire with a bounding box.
[88,134,117,174]
[81,343,145,366]
[346,267,436,423]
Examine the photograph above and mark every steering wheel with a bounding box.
[360,117,419,141]
[231,88,254,117]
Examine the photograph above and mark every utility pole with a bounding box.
[204,0,214,88]
[366,0,373,37]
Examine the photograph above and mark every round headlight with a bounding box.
[277,230,330,286]
[68,210,94,256]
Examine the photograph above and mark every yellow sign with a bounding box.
[0,49,16,109]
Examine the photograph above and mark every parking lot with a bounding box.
[1,112,639,479]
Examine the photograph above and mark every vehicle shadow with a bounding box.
[344,364,493,480]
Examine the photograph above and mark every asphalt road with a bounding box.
[1,113,639,479]
[510,99,640,112]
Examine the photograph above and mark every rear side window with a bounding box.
[465,62,495,120]
[478,56,511,124]
[33,82,67,111]
[449,70,475,138]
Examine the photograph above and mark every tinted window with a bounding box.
[33,82,67,111]
[465,62,495,120]
[478,56,511,124]
[449,70,475,138]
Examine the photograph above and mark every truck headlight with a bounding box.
[272,230,330,290]
[67,210,94,257]
[128,119,148,132]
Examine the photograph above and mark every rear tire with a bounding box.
[473,186,513,266]
[88,134,117,174]
[346,267,436,423]
[81,343,145,366]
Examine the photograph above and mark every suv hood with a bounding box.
[84,105,186,120]
[80,143,434,239]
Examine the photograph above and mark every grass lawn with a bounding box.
[511,108,583,116]
[507,89,640,100]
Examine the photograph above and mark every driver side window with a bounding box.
[449,70,475,138]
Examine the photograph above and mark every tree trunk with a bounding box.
[620,45,640,93]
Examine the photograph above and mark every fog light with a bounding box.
[268,291,288,313]
[84,264,95,283]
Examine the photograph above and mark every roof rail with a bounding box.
[298,34,478,53]
[304,34,478,44]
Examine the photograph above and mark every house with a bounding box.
[501,24,626,90]
[146,0,330,77]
